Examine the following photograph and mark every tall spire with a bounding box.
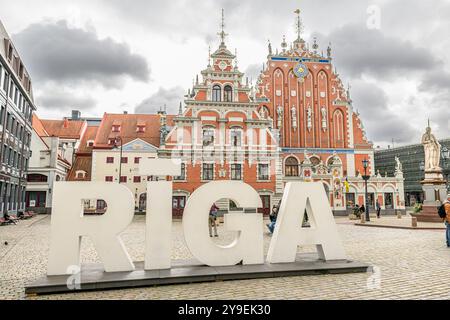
[294,9,304,42]
[218,8,228,46]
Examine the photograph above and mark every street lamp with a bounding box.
[115,137,123,184]
[362,159,370,222]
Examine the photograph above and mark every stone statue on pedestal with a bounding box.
[421,126,441,172]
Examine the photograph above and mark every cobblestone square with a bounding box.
[1,215,450,300]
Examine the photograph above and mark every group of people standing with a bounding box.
[352,201,382,219]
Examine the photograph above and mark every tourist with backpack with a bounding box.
[439,194,450,247]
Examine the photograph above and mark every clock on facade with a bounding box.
[293,62,309,79]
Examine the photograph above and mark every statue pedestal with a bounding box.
[416,173,447,223]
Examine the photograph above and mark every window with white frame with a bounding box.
[202,163,214,181]
[231,164,242,180]
[230,127,242,147]
[258,164,270,180]
[202,127,215,147]
[212,85,221,102]
[224,85,233,102]
[174,163,186,181]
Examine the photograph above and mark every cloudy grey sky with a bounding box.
[0,0,449,147]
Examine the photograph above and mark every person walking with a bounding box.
[209,203,219,238]
[376,201,381,219]
[442,194,450,247]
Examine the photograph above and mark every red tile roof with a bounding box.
[77,126,99,155]
[67,155,92,181]
[32,114,49,137]
[93,113,174,148]
[40,119,86,139]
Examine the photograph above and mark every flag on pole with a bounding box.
[344,178,350,193]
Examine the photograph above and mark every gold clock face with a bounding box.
[294,63,309,79]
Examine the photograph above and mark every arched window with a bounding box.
[285,157,299,177]
[310,156,321,166]
[224,85,233,102]
[333,110,345,148]
[212,85,221,102]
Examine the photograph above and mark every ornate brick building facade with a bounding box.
[254,11,405,213]
[67,10,405,216]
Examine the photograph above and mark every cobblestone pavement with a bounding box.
[1,215,450,300]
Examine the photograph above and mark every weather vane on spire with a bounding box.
[218,8,228,45]
[294,8,304,41]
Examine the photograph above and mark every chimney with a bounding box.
[123,111,128,114]
[71,110,81,120]
[63,118,69,128]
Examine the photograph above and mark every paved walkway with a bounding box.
[1,215,450,300]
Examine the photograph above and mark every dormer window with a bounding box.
[136,125,146,133]
[87,140,94,147]
[224,85,233,102]
[112,125,121,133]
[76,170,87,179]
[212,85,221,102]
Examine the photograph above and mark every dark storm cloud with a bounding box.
[351,80,417,144]
[135,87,185,114]
[13,20,150,88]
[314,24,438,79]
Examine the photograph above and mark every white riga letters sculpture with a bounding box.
[47,159,346,276]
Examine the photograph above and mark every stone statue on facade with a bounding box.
[395,156,403,174]
[291,106,297,130]
[421,125,441,171]
[306,106,312,131]
[277,105,283,128]
[321,106,327,130]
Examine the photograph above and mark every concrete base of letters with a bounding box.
[26,253,370,296]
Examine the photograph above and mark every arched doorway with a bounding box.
[139,193,147,212]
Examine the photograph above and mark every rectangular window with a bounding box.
[3,72,8,92]
[120,176,127,183]
[106,157,114,164]
[174,163,186,181]
[202,163,214,181]
[231,129,242,147]
[121,157,128,164]
[133,176,141,183]
[105,176,113,182]
[202,128,215,147]
[134,157,140,164]
[231,164,242,180]
[258,164,269,181]
[14,87,18,105]
[0,106,4,125]
[9,81,13,98]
